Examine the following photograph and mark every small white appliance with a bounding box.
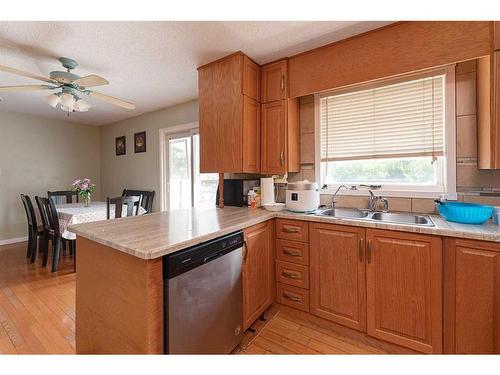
[285,181,320,212]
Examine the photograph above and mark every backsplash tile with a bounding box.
[411,198,437,214]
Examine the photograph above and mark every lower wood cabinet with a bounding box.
[309,223,367,332]
[366,229,443,354]
[444,238,500,354]
[242,220,275,331]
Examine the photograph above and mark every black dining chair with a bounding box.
[20,194,44,263]
[35,196,75,272]
[48,190,79,205]
[122,189,155,213]
[107,196,142,219]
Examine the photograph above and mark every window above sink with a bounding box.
[315,66,457,200]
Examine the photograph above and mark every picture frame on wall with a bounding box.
[134,131,147,153]
[115,136,126,156]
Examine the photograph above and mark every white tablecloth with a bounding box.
[36,201,146,240]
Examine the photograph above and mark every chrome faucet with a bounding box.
[331,185,349,209]
[369,190,389,212]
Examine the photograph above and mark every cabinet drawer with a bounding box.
[276,239,309,265]
[276,260,309,289]
[276,219,309,242]
[277,283,309,312]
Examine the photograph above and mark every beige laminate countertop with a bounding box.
[69,206,500,260]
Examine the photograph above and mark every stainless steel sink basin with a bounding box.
[370,212,434,226]
[315,208,434,226]
[317,208,370,219]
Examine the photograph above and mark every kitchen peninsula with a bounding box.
[71,206,500,354]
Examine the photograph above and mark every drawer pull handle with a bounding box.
[280,74,285,93]
[280,151,285,166]
[282,271,301,279]
[282,293,301,302]
[367,240,372,264]
[282,226,299,233]
[283,249,301,257]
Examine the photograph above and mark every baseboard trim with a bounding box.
[0,236,28,245]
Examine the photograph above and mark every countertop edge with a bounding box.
[70,209,500,260]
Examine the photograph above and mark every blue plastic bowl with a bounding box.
[437,201,494,224]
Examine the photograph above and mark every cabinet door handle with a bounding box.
[280,74,285,94]
[282,226,299,233]
[282,271,301,279]
[283,249,301,257]
[282,293,300,302]
[367,239,372,264]
[243,239,248,262]
[359,238,364,263]
[280,151,284,166]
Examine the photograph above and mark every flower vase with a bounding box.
[83,194,91,207]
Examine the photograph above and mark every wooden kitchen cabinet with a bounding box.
[444,238,500,354]
[477,52,500,169]
[198,52,261,173]
[242,220,275,331]
[261,98,300,174]
[365,229,443,353]
[309,223,367,332]
[261,59,288,103]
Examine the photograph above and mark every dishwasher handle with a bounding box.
[203,251,226,264]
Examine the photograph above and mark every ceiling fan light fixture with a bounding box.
[60,92,75,108]
[45,93,61,108]
[60,104,74,113]
[74,98,91,112]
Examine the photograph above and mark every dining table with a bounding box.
[35,201,146,240]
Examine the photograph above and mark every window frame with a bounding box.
[314,65,457,199]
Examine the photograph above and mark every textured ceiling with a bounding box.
[0,21,392,126]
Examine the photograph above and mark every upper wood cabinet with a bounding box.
[261,59,288,103]
[261,98,300,175]
[198,52,260,173]
[444,238,500,354]
[309,223,367,332]
[477,52,500,169]
[242,220,275,331]
[366,229,443,354]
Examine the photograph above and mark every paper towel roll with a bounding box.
[260,177,275,206]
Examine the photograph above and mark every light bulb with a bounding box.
[60,104,74,113]
[74,99,91,112]
[60,93,75,108]
[45,94,60,108]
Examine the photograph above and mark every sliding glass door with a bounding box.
[162,126,218,210]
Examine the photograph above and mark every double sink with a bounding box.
[316,207,435,227]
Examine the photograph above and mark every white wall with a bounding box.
[0,110,101,241]
[99,99,199,211]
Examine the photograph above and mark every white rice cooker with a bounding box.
[285,181,320,212]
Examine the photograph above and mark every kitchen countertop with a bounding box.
[69,206,500,260]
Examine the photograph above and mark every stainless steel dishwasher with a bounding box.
[163,231,244,354]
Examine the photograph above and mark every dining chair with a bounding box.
[107,196,142,219]
[35,196,75,272]
[122,189,155,213]
[48,190,79,205]
[20,194,44,263]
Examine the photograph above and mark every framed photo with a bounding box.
[115,136,126,156]
[134,131,147,153]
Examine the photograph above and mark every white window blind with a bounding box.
[320,74,445,162]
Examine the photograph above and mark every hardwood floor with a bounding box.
[1,241,410,355]
[0,241,75,354]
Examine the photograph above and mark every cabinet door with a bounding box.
[309,223,366,332]
[261,100,287,175]
[242,56,260,101]
[198,53,243,172]
[444,238,500,354]
[242,96,260,173]
[261,60,287,103]
[242,220,275,331]
[366,229,442,353]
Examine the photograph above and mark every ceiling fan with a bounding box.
[0,57,136,113]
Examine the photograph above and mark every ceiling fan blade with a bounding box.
[88,91,136,110]
[0,64,55,84]
[0,84,55,92]
[73,74,109,88]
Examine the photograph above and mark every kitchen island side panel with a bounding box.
[76,236,163,354]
